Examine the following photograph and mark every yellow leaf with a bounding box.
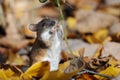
[92,45,102,58]
[85,29,108,43]
[82,5,94,10]
[116,32,120,38]
[94,29,108,42]
[21,61,50,80]
[0,69,20,80]
[0,70,8,80]
[85,35,101,43]
[72,49,80,57]
[6,50,25,65]
[67,17,76,30]
[94,66,120,80]
[108,56,120,66]
[106,7,120,16]
[41,60,84,80]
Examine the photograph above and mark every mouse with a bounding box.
[29,18,63,71]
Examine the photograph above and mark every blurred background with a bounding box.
[0,0,120,65]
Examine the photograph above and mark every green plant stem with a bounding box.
[56,0,76,63]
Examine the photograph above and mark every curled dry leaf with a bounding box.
[85,57,109,72]
[65,48,85,73]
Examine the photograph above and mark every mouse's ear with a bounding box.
[29,24,37,32]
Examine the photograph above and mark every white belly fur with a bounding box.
[42,33,62,71]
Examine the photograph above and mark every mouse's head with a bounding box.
[29,18,63,47]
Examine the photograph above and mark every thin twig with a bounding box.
[74,69,113,79]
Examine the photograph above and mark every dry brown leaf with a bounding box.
[69,0,100,10]
[85,57,109,72]
[106,7,120,16]
[82,74,96,80]
[105,0,120,6]
[110,23,120,42]
[65,48,85,73]
[75,10,119,33]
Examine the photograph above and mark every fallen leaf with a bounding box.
[21,61,50,80]
[105,0,120,6]
[76,10,119,33]
[85,57,109,72]
[85,29,109,43]
[92,45,102,58]
[82,74,94,80]
[94,29,108,42]
[67,17,76,30]
[0,69,20,80]
[110,23,120,42]
[6,50,25,65]
[65,48,85,73]
[94,65,120,80]
[108,56,120,66]
[85,35,101,43]
[0,62,23,76]
[76,0,100,10]
[106,7,120,16]
[41,60,84,80]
